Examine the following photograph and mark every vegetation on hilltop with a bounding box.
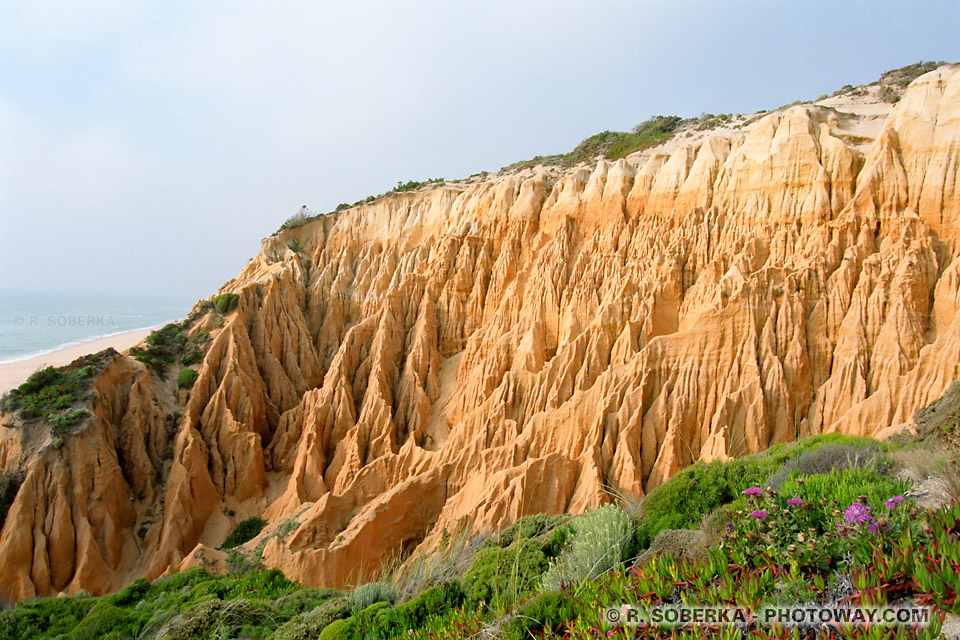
[1,350,112,421]
[277,176,447,233]
[274,60,957,235]
[0,350,119,450]
[827,60,949,104]
[501,115,686,172]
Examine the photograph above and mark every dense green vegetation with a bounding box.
[0,351,113,444]
[213,293,240,314]
[130,323,186,372]
[1,422,956,639]
[177,368,198,389]
[130,310,217,377]
[878,60,947,103]
[394,177,444,192]
[221,517,267,549]
[635,433,888,547]
[502,115,685,172]
[2,356,101,420]
[0,567,330,640]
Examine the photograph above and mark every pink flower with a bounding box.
[750,510,768,519]
[787,497,804,506]
[742,486,763,497]
[843,502,873,525]
[885,495,904,510]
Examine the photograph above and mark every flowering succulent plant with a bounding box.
[721,471,913,575]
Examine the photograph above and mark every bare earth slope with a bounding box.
[2,65,960,600]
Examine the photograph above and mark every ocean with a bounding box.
[0,291,195,364]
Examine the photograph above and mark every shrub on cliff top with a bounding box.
[213,293,240,314]
[5,363,95,420]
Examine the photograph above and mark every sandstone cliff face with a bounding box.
[2,65,960,599]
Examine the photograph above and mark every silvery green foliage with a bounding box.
[540,504,633,592]
[347,581,397,611]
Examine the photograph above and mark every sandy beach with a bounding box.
[0,329,152,395]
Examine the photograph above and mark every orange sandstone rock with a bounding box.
[1,65,960,600]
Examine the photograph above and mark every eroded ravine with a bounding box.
[1,65,959,599]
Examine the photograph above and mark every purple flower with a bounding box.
[725,522,735,534]
[750,510,768,519]
[786,497,804,506]
[742,486,763,497]
[841,501,881,535]
[885,495,904,511]
[843,502,873,526]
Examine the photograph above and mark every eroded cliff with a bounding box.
[2,64,959,599]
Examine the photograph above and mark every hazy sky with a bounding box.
[2,1,959,302]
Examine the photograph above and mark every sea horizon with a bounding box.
[0,290,195,364]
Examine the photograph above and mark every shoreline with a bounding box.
[0,328,153,395]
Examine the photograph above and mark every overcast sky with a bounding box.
[2,1,959,302]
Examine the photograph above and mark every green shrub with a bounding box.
[348,581,397,611]
[221,517,267,549]
[501,115,684,172]
[177,368,199,389]
[132,324,189,376]
[107,577,150,607]
[541,504,634,592]
[49,409,88,430]
[765,441,890,489]
[462,542,549,606]
[165,598,271,640]
[273,588,342,619]
[496,514,550,547]
[59,599,148,640]
[395,177,444,192]
[777,465,910,516]
[151,566,211,593]
[721,466,913,571]
[180,348,201,366]
[317,616,357,640]
[213,293,240,314]
[0,595,95,640]
[279,208,315,232]
[636,434,885,547]
[637,527,715,566]
[503,591,575,638]
[4,360,99,420]
[274,597,350,640]
[392,581,464,629]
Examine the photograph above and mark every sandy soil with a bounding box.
[0,329,151,395]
